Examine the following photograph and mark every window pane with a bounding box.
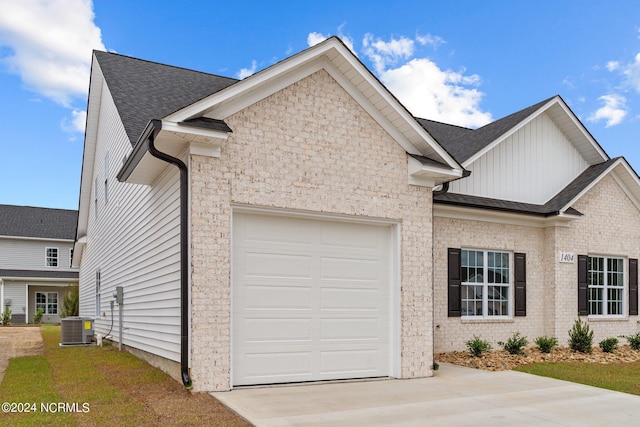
[461,284,483,316]
[608,288,623,315]
[462,250,483,283]
[589,287,603,315]
[488,285,508,316]
[488,251,509,284]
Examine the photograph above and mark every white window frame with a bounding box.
[45,247,59,268]
[588,255,626,317]
[36,292,58,315]
[69,248,74,268]
[461,249,512,318]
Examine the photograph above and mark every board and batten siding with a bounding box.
[450,112,588,204]
[0,238,75,271]
[78,68,182,363]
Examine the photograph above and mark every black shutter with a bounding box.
[448,248,461,317]
[514,253,526,316]
[630,258,638,316]
[577,255,588,316]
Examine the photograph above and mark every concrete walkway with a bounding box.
[214,363,640,426]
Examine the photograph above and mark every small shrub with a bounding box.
[466,335,492,357]
[622,332,640,350]
[60,286,79,318]
[1,306,11,325]
[599,337,619,353]
[498,332,528,355]
[535,336,558,353]
[34,308,44,324]
[568,318,594,353]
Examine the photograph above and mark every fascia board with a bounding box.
[558,159,622,213]
[610,161,640,212]
[76,56,104,239]
[554,99,609,163]
[433,203,576,228]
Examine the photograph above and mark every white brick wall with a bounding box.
[434,173,640,353]
[189,70,434,391]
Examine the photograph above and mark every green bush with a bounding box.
[466,335,492,357]
[599,337,619,353]
[535,336,558,353]
[1,306,11,325]
[568,318,594,353]
[498,332,528,355]
[34,308,44,324]
[60,286,79,318]
[622,332,640,350]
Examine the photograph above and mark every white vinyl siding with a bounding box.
[0,238,75,272]
[3,282,27,315]
[78,76,182,362]
[450,112,588,204]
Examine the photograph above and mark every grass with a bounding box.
[515,360,640,396]
[0,325,250,426]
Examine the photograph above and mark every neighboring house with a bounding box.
[74,37,640,392]
[422,97,640,353]
[0,204,79,324]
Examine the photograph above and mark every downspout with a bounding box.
[146,120,192,389]
[432,182,449,197]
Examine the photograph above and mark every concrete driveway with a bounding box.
[214,363,640,426]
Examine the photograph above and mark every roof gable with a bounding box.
[0,204,78,240]
[163,37,461,173]
[94,51,238,146]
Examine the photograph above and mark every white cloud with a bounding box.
[0,0,105,108]
[415,33,445,49]
[622,52,640,93]
[588,94,628,127]
[61,109,87,135]
[307,29,355,53]
[381,58,492,128]
[237,60,257,79]
[606,61,620,71]
[362,33,415,74]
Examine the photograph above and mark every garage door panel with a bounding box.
[320,318,382,341]
[233,212,393,386]
[243,351,313,380]
[244,285,313,310]
[320,287,379,310]
[244,252,313,279]
[244,318,313,343]
[320,349,383,375]
[320,256,383,281]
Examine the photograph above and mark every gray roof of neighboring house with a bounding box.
[0,269,79,279]
[418,96,555,164]
[434,157,621,216]
[94,51,239,146]
[0,205,78,240]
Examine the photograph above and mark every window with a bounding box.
[588,256,624,316]
[45,247,58,267]
[95,270,101,317]
[94,177,99,219]
[461,249,511,317]
[69,248,74,268]
[36,292,58,315]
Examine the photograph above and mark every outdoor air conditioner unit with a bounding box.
[60,317,94,345]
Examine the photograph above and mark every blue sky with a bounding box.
[1,0,639,210]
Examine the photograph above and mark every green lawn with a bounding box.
[515,360,640,395]
[0,325,250,426]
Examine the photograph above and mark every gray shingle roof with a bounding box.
[0,205,78,240]
[418,96,556,164]
[94,51,238,146]
[434,157,621,216]
[0,269,79,279]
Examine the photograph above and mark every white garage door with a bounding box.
[232,212,393,386]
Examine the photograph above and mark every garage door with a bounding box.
[232,212,393,386]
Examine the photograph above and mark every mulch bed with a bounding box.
[435,345,640,371]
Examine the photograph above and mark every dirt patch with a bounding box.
[436,345,640,371]
[0,327,44,382]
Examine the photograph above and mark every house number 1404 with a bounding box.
[559,252,575,263]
